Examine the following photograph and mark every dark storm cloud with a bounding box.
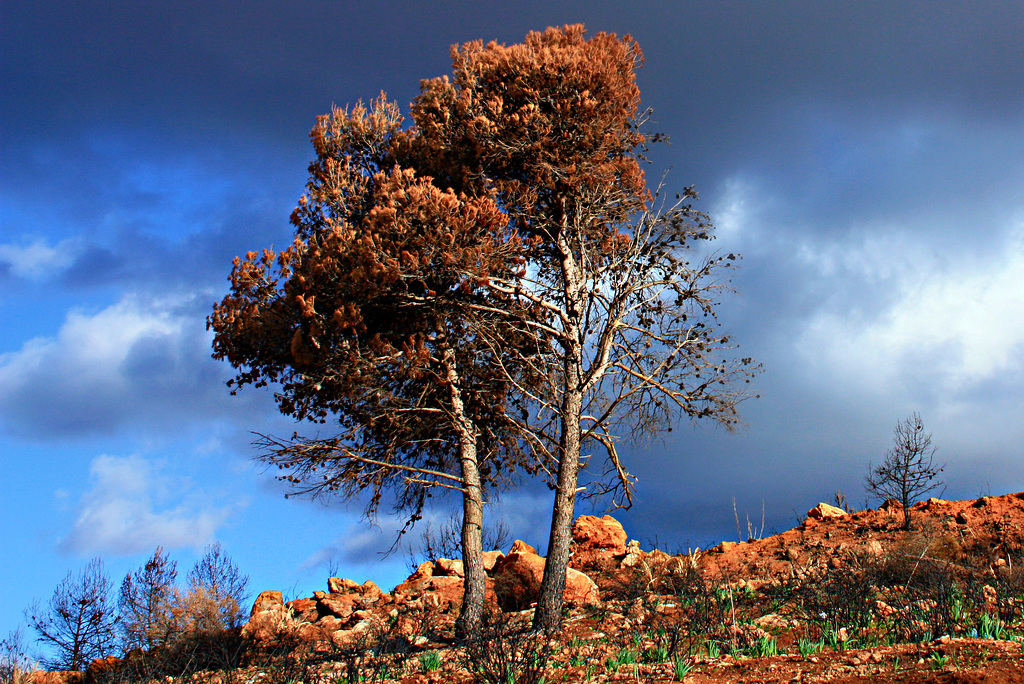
[4,0,1024,587]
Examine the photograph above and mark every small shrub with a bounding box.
[750,635,779,658]
[461,610,548,684]
[419,650,443,672]
[797,637,822,659]
[673,656,693,681]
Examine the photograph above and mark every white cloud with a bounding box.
[60,454,232,555]
[0,292,243,437]
[799,218,1024,398]
[0,238,79,280]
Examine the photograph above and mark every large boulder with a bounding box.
[491,549,598,611]
[250,589,284,616]
[572,515,628,554]
[243,591,294,643]
[483,549,505,572]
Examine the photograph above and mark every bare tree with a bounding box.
[0,627,36,683]
[865,412,944,530]
[118,547,179,651]
[26,558,117,671]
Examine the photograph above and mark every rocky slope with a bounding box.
[28,492,1024,684]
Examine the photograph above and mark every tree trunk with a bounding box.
[443,348,487,638]
[533,383,583,634]
[534,233,585,635]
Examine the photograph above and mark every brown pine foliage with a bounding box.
[210,24,758,636]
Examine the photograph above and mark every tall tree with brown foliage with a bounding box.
[209,97,543,634]
[212,24,756,636]
[119,547,179,651]
[411,25,759,633]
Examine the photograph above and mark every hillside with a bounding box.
[28,492,1024,684]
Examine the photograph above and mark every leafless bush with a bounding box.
[408,511,511,570]
[0,627,36,684]
[663,566,732,649]
[461,610,549,684]
[797,569,876,639]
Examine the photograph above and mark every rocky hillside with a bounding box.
[28,492,1024,684]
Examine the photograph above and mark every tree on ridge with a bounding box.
[865,412,944,531]
[411,24,760,633]
[209,96,546,635]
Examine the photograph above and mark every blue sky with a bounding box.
[3,0,1024,653]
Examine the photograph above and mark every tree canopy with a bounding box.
[210,24,758,636]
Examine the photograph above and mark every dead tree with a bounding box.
[865,412,944,530]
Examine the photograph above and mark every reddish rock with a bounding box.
[86,655,121,681]
[492,549,597,610]
[328,576,364,594]
[434,558,465,577]
[807,502,849,522]
[318,593,359,619]
[360,579,383,601]
[572,515,628,554]
[482,549,505,572]
[286,597,318,622]
[250,589,284,616]
[242,602,291,642]
[509,540,538,555]
[620,539,643,568]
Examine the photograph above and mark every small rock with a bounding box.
[807,502,849,521]
[509,540,538,555]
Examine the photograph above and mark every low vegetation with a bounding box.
[14,492,1024,683]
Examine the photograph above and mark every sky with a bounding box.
[3,0,1024,654]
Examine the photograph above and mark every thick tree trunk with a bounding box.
[534,233,585,635]
[533,384,583,635]
[443,348,487,638]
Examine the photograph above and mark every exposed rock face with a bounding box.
[509,539,539,555]
[434,558,464,577]
[573,515,628,553]
[250,589,283,615]
[570,515,628,571]
[482,549,505,571]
